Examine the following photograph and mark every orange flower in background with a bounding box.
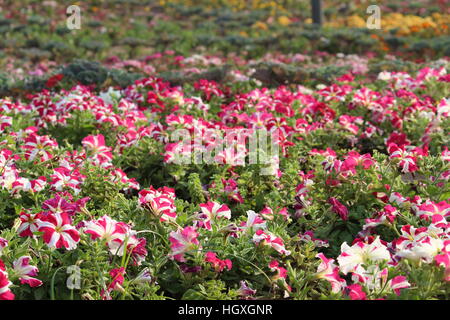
[252,21,268,30]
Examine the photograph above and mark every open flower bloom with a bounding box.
[394,225,444,263]
[337,237,391,275]
[102,227,148,266]
[195,201,231,230]
[415,201,450,220]
[83,215,141,260]
[138,186,177,222]
[82,134,113,167]
[396,236,444,263]
[18,212,42,237]
[49,167,85,195]
[38,212,80,250]
[21,133,58,162]
[42,195,76,215]
[169,226,201,262]
[387,143,418,173]
[12,256,42,288]
[83,215,129,243]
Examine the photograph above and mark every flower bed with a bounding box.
[0,0,449,301]
[0,59,448,300]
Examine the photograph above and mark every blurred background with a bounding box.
[0,0,448,96]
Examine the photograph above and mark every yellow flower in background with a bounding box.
[346,15,366,28]
[159,0,289,14]
[325,12,449,37]
[278,16,291,26]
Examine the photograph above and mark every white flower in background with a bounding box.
[99,87,122,106]
[377,71,392,81]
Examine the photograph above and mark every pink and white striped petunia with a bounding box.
[0,260,14,300]
[240,210,266,232]
[268,260,292,293]
[38,212,80,250]
[195,201,231,230]
[389,276,411,295]
[337,237,391,275]
[169,226,201,262]
[252,230,291,256]
[82,134,113,167]
[49,167,85,195]
[21,133,58,162]
[12,256,42,288]
[83,215,129,243]
[415,201,450,220]
[138,186,177,222]
[387,143,418,173]
[18,212,42,237]
[315,253,346,293]
[83,213,147,265]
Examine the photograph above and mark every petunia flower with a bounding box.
[38,212,80,250]
[337,237,391,274]
[0,261,14,300]
[12,256,42,288]
[169,226,201,262]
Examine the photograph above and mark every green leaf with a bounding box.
[181,289,205,300]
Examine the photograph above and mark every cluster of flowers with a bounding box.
[0,56,448,300]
